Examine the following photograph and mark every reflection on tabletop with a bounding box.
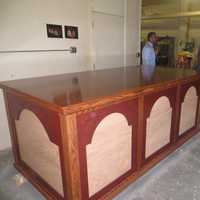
[53,77,82,106]
[141,64,156,83]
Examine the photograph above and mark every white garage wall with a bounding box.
[0,0,141,150]
[0,92,10,150]
[0,0,92,80]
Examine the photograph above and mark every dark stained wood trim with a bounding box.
[2,87,63,113]
[6,91,61,146]
[78,99,138,145]
[59,114,82,200]
[144,86,177,118]
[173,84,181,142]
[3,91,21,165]
[179,80,200,103]
[4,90,65,200]
[137,95,144,169]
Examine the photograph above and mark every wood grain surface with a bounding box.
[86,113,132,197]
[15,109,64,196]
[145,96,172,158]
[179,86,198,135]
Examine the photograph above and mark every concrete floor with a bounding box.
[1,134,200,200]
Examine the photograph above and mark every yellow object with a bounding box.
[177,51,193,58]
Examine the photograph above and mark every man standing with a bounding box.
[142,32,157,66]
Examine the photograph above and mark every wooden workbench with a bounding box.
[1,66,200,200]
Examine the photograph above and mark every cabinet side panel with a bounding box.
[6,91,64,200]
[15,109,64,196]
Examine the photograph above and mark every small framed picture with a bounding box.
[46,24,63,38]
[65,26,78,39]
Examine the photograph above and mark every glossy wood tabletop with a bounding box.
[0,66,199,107]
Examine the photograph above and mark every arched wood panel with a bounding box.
[15,109,64,196]
[86,113,132,197]
[179,86,198,135]
[77,98,138,200]
[145,96,172,158]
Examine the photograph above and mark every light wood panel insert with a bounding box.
[179,86,198,135]
[15,109,64,196]
[86,113,132,197]
[146,96,172,158]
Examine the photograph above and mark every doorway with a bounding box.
[91,0,141,70]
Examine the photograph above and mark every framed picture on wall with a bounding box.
[65,26,78,39]
[46,24,63,38]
